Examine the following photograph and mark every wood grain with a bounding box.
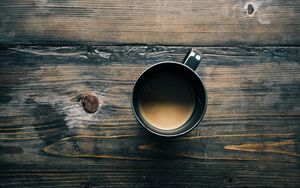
[0,46,299,187]
[1,0,300,45]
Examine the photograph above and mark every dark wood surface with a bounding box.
[0,46,299,187]
[1,0,300,45]
[1,0,300,187]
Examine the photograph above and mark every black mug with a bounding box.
[132,49,207,137]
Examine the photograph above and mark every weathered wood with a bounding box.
[0,46,300,187]
[1,0,300,45]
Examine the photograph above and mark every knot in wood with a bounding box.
[80,93,100,113]
[247,4,254,15]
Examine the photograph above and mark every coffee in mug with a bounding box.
[132,49,207,137]
[138,72,196,130]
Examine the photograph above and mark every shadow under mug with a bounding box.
[132,49,207,137]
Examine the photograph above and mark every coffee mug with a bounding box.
[132,49,207,137]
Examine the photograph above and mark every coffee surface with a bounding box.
[138,72,195,130]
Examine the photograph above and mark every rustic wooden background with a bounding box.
[0,0,299,187]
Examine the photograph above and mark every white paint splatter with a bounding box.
[10,47,84,57]
[258,16,271,24]
[244,1,271,24]
[94,49,111,59]
[79,55,88,59]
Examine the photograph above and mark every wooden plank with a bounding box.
[0,46,300,187]
[0,0,300,45]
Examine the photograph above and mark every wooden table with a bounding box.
[0,0,299,187]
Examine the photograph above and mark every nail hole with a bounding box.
[247,4,254,15]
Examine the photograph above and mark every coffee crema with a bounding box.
[138,72,196,130]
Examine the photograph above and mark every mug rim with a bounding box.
[131,61,207,137]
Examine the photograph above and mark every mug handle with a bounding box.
[182,48,202,71]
